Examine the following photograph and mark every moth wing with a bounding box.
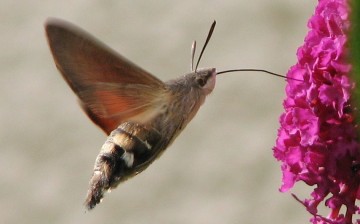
[45,18,168,134]
[78,83,169,134]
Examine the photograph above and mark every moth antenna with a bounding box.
[191,41,196,72]
[195,20,216,72]
[217,69,303,82]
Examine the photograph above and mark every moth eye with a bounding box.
[196,78,206,87]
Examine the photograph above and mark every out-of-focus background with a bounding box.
[2,1,316,223]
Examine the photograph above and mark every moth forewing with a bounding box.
[45,18,168,134]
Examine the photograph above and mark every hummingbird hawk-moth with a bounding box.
[45,18,291,210]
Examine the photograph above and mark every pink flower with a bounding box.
[273,0,360,223]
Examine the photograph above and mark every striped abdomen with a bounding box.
[85,121,163,209]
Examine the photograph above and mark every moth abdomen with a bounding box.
[84,141,127,210]
[85,122,162,210]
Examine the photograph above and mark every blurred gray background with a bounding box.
[1,1,316,223]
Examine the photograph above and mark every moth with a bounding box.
[45,18,291,210]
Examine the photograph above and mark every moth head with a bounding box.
[191,67,216,95]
